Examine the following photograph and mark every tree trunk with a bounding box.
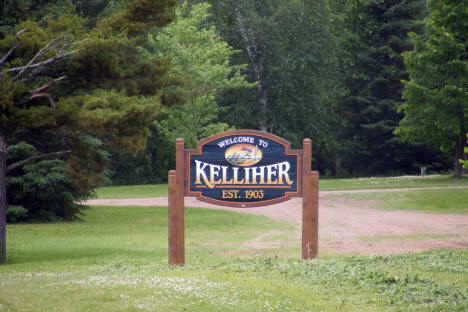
[453,136,465,177]
[463,134,468,175]
[0,130,7,264]
[334,154,341,177]
[234,5,268,132]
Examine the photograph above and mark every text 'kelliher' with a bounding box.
[195,160,293,189]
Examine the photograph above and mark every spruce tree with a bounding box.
[336,0,433,175]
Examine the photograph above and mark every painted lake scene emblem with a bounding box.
[225,144,262,166]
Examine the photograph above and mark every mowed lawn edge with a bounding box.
[95,175,468,199]
[324,188,468,214]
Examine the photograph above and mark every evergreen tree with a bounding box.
[397,0,468,177]
[334,0,441,176]
[0,0,176,263]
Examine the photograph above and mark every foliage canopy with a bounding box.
[0,0,177,262]
[397,0,468,176]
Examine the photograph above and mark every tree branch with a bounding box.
[7,150,72,172]
[12,32,66,81]
[0,28,28,68]
[63,38,89,49]
[234,5,268,131]
[1,50,77,79]
[0,43,20,67]
[19,68,55,83]
[17,76,67,107]
[30,76,66,97]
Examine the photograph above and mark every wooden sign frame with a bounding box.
[168,130,318,265]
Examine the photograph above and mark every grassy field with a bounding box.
[95,174,468,198]
[1,205,467,311]
[324,188,468,214]
[319,174,468,190]
[95,184,168,198]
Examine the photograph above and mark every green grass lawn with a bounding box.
[325,188,468,214]
[1,205,467,311]
[320,174,468,190]
[95,184,168,198]
[95,175,468,198]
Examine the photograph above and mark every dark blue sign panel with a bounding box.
[185,130,302,207]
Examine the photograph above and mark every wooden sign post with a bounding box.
[168,130,318,265]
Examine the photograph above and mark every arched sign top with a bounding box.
[184,129,303,207]
[193,129,295,150]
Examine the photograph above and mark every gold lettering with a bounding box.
[244,167,251,184]
[194,160,294,188]
[222,190,240,199]
[266,164,278,184]
[277,161,293,185]
[232,167,244,184]
[195,160,210,185]
[250,166,265,184]
[208,164,221,189]
[221,166,233,184]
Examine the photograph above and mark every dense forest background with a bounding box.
[1,0,467,226]
[111,0,466,184]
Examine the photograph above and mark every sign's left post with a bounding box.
[168,170,177,265]
[168,139,185,266]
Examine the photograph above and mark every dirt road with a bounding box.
[86,187,468,255]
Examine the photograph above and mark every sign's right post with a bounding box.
[302,139,319,259]
[310,171,319,258]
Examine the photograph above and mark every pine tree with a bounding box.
[0,0,176,263]
[335,0,435,175]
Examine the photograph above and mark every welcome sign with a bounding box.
[168,129,318,266]
[185,130,302,207]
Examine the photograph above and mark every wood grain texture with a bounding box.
[302,139,313,259]
[175,139,185,265]
[168,170,177,265]
[310,171,319,258]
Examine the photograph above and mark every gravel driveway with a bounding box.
[86,187,468,255]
